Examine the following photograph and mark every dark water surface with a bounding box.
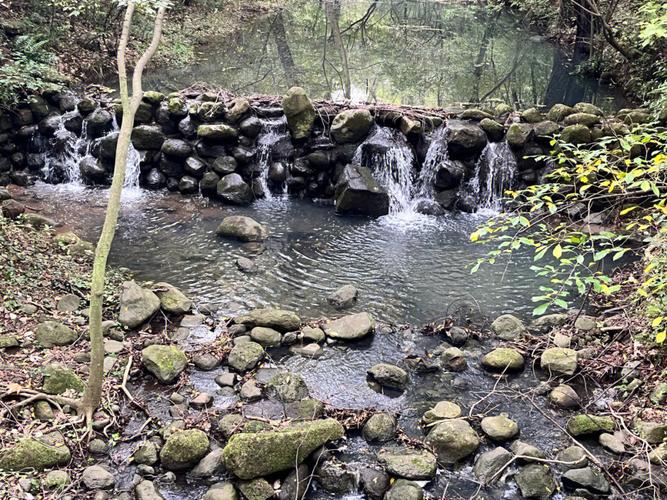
[136,0,627,110]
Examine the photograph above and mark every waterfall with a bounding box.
[466,141,517,211]
[352,126,417,214]
[42,111,88,184]
[256,116,288,199]
[123,143,141,189]
[415,125,449,200]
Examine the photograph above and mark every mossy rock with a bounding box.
[574,102,604,116]
[35,321,77,348]
[495,103,512,116]
[522,107,544,123]
[159,429,210,470]
[566,414,614,436]
[506,123,533,148]
[0,334,19,348]
[266,372,309,402]
[222,418,344,479]
[42,363,84,395]
[377,448,437,480]
[481,348,524,372]
[197,124,238,141]
[236,308,301,331]
[331,109,374,144]
[546,103,575,122]
[561,124,591,144]
[490,314,526,340]
[0,437,71,471]
[282,87,316,140]
[154,282,192,315]
[142,91,165,105]
[141,345,188,384]
[564,112,601,127]
[479,118,504,142]
[227,341,264,372]
[460,108,493,121]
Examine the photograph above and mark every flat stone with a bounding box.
[82,465,115,490]
[235,308,301,331]
[154,282,192,315]
[324,312,375,340]
[180,314,204,327]
[510,440,546,462]
[377,448,437,480]
[236,257,256,273]
[553,332,572,348]
[556,446,588,470]
[599,432,625,454]
[289,343,323,358]
[36,321,77,348]
[367,363,408,390]
[193,353,221,371]
[141,345,188,384]
[566,414,614,436]
[190,392,214,409]
[135,480,164,500]
[481,414,519,441]
[57,294,81,312]
[215,372,236,387]
[104,339,124,354]
[0,334,19,348]
[637,421,667,444]
[562,466,610,494]
[426,418,480,464]
[574,315,597,331]
[240,380,262,401]
[481,348,524,372]
[422,401,462,425]
[191,449,224,479]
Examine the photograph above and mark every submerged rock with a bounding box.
[217,215,269,242]
[160,429,210,471]
[334,165,389,217]
[377,447,437,480]
[324,312,375,340]
[367,363,408,390]
[222,418,344,479]
[426,418,480,463]
[141,345,188,384]
[118,280,161,328]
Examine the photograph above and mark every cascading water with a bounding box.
[415,125,449,200]
[352,126,417,214]
[42,111,89,184]
[465,141,517,211]
[256,116,289,199]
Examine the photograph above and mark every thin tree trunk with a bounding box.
[82,1,166,424]
[272,11,298,86]
[325,0,351,99]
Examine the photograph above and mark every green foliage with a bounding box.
[639,2,667,47]
[470,127,667,344]
[0,35,63,106]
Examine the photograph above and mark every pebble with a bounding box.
[290,343,323,358]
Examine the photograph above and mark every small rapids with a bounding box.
[464,141,517,211]
[256,116,289,199]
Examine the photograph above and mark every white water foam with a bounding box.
[465,141,517,212]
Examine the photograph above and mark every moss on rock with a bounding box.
[159,429,209,470]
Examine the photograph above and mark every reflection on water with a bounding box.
[133,0,627,109]
[21,183,543,325]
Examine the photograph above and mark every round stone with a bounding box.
[481,415,519,441]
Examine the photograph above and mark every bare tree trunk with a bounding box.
[82,1,166,424]
[272,11,298,86]
[324,0,351,99]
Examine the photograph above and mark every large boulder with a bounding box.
[282,87,316,140]
[118,281,161,328]
[131,125,166,150]
[235,308,301,331]
[0,436,71,471]
[222,419,344,479]
[35,320,77,348]
[141,345,188,383]
[541,347,578,376]
[426,419,480,463]
[216,173,253,205]
[160,429,210,471]
[324,312,375,340]
[154,282,192,315]
[330,109,374,144]
[335,165,389,217]
[446,121,487,159]
[216,215,269,242]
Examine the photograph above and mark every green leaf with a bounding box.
[532,302,550,316]
[553,244,563,259]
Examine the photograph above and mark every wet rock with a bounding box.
[222,418,344,479]
[426,418,480,463]
[324,312,375,340]
[481,347,524,372]
[490,314,526,340]
[42,363,84,394]
[359,467,389,500]
[266,372,309,402]
[193,353,220,371]
[368,363,408,390]
[561,124,591,144]
[510,440,546,462]
[599,432,625,454]
[86,108,113,137]
[141,345,187,384]
[290,343,323,358]
[133,441,159,465]
[562,466,610,494]
[637,420,667,444]
[301,326,325,343]
[515,463,556,498]
[200,171,220,195]
[422,401,461,425]
[481,414,519,441]
[440,346,467,372]
[327,284,358,309]
[474,446,512,483]
[217,215,269,242]
[331,109,374,144]
[178,176,199,194]
[447,326,469,346]
[45,469,70,489]
[227,341,264,372]
[362,413,396,443]
[216,173,252,205]
[153,282,191,315]
[447,121,487,158]
[506,123,533,148]
[549,384,580,408]
[541,347,578,376]
[135,480,164,500]
[566,414,614,436]
[35,320,77,347]
[197,124,238,141]
[334,164,389,217]
[556,446,588,470]
[191,448,225,478]
[82,465,115,490]
[277,463,309,500]
[250,326,282,347]
[0,436,71,470]
[316,460,358,494]
[236,308,301,331]
[282,87,316,140]
[160,429,209,471]
[119,280,160,328]
[131,125,166,150]
[378,447,437,480]
[385,479,423,500]
[145,168,167,189]
[215,372,236,387]
[203,482,238,500]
